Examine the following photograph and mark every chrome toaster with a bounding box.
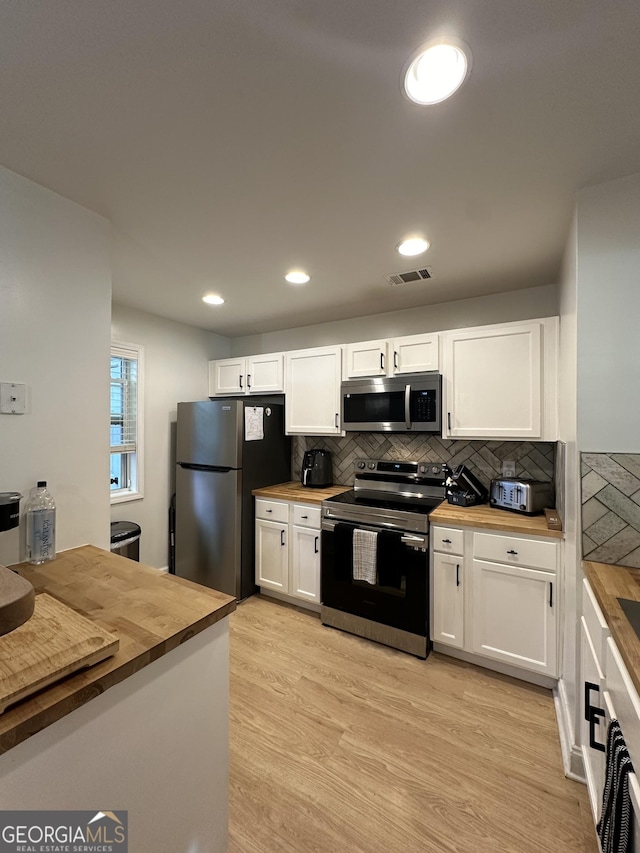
[489,478,554,515]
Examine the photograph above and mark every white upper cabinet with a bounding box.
[209,356,246,395]
[344,333,439,379]
[442,318,558,440]
[209,352,285,396]
[344,340,388,378]
[285,345,343,435]
[391,333,439,374]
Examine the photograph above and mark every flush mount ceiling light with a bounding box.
[202,294,225,305]
[285,270,311,285]
[404,40,470,105]
[396,236,430,257]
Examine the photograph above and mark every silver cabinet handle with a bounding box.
[335,413,339,428]
[404,384,411,429]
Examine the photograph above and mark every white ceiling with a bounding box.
[2,1,640,337]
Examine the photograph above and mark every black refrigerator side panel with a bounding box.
[240,399,292,600]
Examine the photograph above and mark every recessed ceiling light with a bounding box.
[202,294,225,305]
[397,237,430,257]
[404,41,470,105]
[285,270,311,285]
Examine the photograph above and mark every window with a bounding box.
[110,341,144,503]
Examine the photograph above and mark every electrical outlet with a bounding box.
[502,460,516,477]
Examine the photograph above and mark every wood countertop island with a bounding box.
[0,544,235,853]
[583,560,640,697]
[429,501,564,539]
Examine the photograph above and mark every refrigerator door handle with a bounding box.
[177,463,235,473]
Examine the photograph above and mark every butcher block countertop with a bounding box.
[0,544,235,754]
[252,481,350,504]
[429,502,564,539]
[583,561,640,697]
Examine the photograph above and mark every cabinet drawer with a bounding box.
[473,531,557,571]
[292,504,321,528]
[255,498,289,523]
[583,579,610,673]
[605,637,640,767]
[432,526,464,555]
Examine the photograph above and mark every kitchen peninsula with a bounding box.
[0,546,235,853]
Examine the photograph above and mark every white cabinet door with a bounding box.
[344,340,388,378]
[580,616,607,821]
[285,346,342,435]
[291,525,320,603]
[209,357,246,395]
[391,333,439,374]
[443,322,543,438]
[255,518,289,593]
[247,352,285,394]
[432,552,464,649]
[470,558,557,676]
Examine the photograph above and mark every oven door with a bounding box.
[321,519,429,637]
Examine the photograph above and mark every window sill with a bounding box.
[110,490,144,505]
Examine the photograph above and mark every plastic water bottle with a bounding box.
[25,481,56,564]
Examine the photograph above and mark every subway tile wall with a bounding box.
[581,453,640,567]
[293,434,556,490]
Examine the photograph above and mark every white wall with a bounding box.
[577,172,640,452]
[557,213,581,773]
[110,303,230,568]
[231,283,558,355]
[0,167,111,566]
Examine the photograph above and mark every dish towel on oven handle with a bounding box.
[597,718,634,853]
[353,529,378,585]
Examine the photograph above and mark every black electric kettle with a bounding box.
[301,449,333,488]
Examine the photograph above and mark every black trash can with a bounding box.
[110,521,141,562]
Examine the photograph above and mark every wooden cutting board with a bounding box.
[0,593,119,713]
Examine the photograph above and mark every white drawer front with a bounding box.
[255,498,289,523]
[432,526,464,555]
[583,579,610,673]
[292,504,321,528]
[473,531,557,571]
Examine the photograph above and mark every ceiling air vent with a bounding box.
[386,267,433,287]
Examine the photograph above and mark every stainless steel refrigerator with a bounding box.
[175,398,291,599]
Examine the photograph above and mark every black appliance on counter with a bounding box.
[321,458,447,658]
[301,449,333,488]
[445,464,488,507]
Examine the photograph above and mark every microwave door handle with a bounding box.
[404,384,411,429]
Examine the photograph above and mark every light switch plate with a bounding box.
[502,459,516,477]
[0,383,26,414]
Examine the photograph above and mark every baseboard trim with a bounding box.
[432,643,557,689]
[554,678,585,782]
[258,588,321,614]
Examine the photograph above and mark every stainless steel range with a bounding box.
[320,458,447,658]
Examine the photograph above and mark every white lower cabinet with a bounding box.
[432,552,464,649]
[431,523,560,679]
[470,558,557,675]
[255,517,288,592]
[255,499,321,607]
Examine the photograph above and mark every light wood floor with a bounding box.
[229,595,598,853]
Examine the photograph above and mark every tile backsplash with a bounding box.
[293,434,556,491]
[581,453,640,568]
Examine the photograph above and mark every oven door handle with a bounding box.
[404,384,411,430]
[321,519,427,548]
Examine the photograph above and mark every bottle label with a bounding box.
[26,509,56,563]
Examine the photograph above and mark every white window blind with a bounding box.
[110,341,144,501]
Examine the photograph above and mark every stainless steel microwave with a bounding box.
[341,372,442,432]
